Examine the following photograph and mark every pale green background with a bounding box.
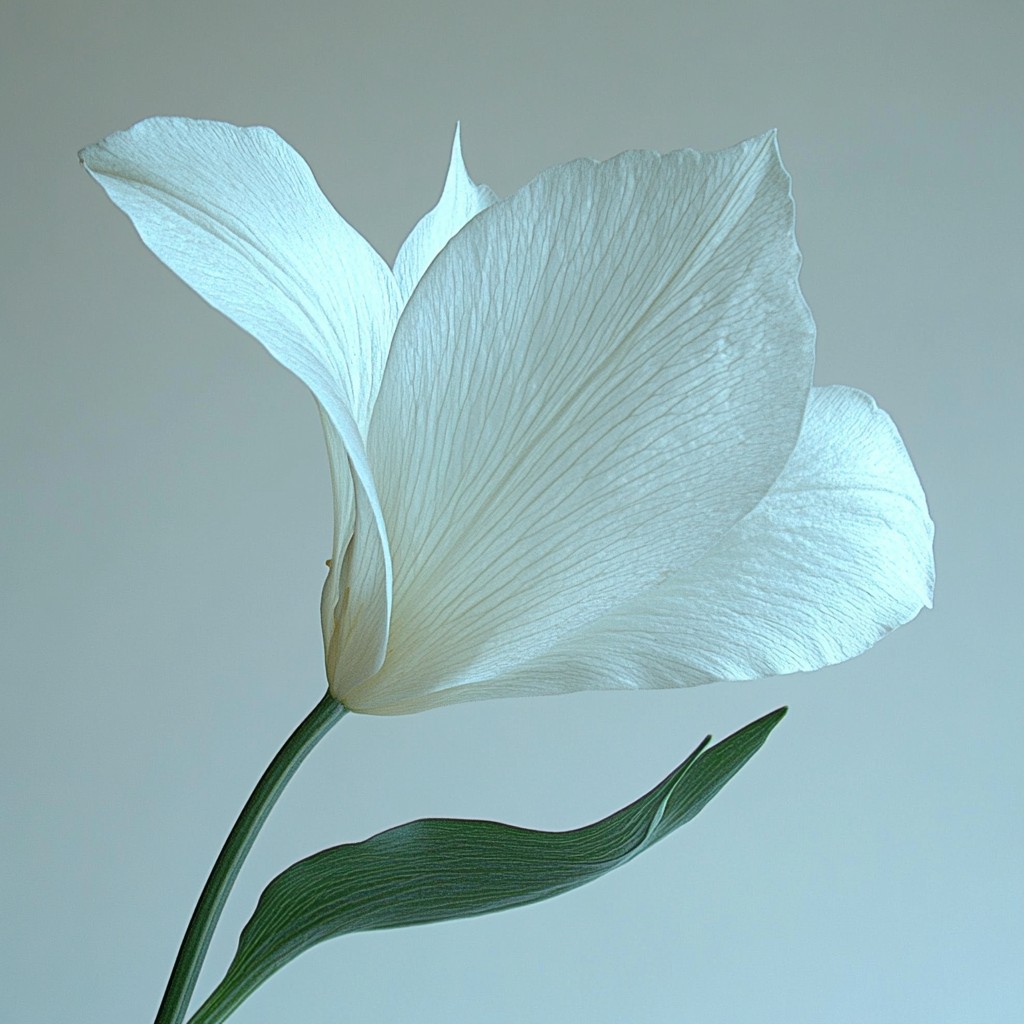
[3,2,1021,1022]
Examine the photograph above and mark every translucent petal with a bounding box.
[80,117,400,433]
[392,125,497,302]
[339,133,816,712]
[80,117,397,682]
[434,386,934,708]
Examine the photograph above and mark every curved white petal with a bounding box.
[80,117,400,433]
[415,385,934,709]
[81,117,397,682]
[392,125,497,302]
[339,133,816,712]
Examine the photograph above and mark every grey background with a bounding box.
[3,2,1021,1021]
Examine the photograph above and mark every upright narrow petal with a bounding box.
[391,125,497,302]
[339,133,816,712]
[442,386,935,707]
[81,117,398,682]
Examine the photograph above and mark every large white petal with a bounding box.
[392,125,497,302]
[81,117,398,683]
[339,133,816,712]
[422,385,934,708]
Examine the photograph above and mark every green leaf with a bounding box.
[188,707,786,1024]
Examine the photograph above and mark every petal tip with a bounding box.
[447,122,468,180]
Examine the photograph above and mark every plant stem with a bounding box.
[154,692,348,1024]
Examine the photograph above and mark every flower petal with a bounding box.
[339,133,816,712]
[80,117,400,434]
[437,385,934,707]
[81,117,398,682]
[392,125,497,302]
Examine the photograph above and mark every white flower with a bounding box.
[81,119,934,714]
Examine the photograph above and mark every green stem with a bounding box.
[154,692,348,1024]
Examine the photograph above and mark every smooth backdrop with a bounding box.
[3,2,1021,1022]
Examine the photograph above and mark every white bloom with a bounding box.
[81,119,934,714]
